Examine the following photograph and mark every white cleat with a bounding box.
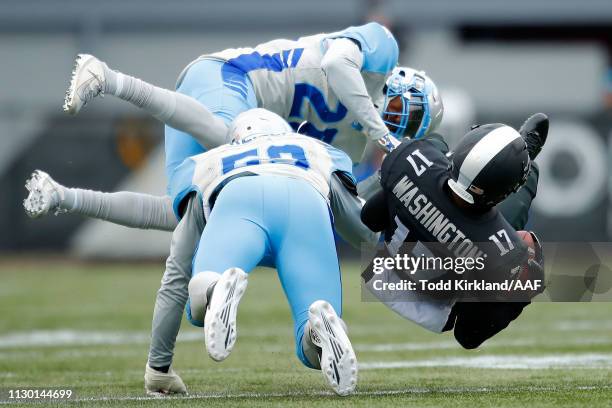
[204,267,248,362]
[23,170,65,218]
[63,54,107,115]
[308,300,357,396]
[144,364,187,396]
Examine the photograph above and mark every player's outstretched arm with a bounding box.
[24,170,178,231]
[147,194,205,391]
[321,39,389,142]
[329,173,380,249]
[64,54,229,150]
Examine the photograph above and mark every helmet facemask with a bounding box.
[382,70,431,140]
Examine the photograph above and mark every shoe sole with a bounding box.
[204,267,248,362]
[23,170,50,218]
[308,300,357,396]
[63,53,95,115]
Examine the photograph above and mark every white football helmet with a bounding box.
[382,67,444,140]
[229,108,293,144]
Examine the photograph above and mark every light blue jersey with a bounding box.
[170,133,354,219]
[175,22,399,162]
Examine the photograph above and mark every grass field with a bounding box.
[1,260,611,407]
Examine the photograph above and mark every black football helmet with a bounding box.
[447,123,530,208]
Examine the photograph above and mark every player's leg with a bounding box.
[63,55,229,150]
[270,177,357,396]
[497,162,539,230]
[23,170,177,231]
[163,58,257,181]
[145,193,205,395]
[451,301,529,349]
[186,177,268,361]
[27,61,256,229]
[497,113,548,229]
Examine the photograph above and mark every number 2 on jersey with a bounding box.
[289,84,348,144]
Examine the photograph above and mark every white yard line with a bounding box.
[0,329,302,348]
[0,330,204,348]
[2,329,611,353]
[555,320,612,331]
[360,353,612,370]
[0,384,610,405]
[356,336,612,352]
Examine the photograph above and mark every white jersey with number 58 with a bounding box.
[170,133,355,218]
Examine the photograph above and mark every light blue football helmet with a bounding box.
[382,67,444,139]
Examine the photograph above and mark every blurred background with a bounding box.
[1,0,611,259]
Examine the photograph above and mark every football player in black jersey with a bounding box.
[361,115,547,349]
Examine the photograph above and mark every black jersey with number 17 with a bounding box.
[366,138,528,281]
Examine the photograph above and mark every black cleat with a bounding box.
[519,113,549,160]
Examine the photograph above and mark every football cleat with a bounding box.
[144,364,187,396]
[308,300,357,396]
[63,54,107,115]
[519,113,549,160]
[204,267,248,362]
[23,170,65,218]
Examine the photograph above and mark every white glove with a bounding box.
[144,364,187,396]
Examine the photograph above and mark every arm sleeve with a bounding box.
[357,139,386,179]
[148,193,205,366]
[329,172,380,249]
[321,38,389,141]
[356,169,383,201]
[361,188,390,233]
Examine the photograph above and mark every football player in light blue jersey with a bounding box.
[150,109,359,396]
[29,23,416,230]
[63,22,399,175]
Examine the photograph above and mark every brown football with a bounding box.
[516,230,536,261]
[516,230,537,282]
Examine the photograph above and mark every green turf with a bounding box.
[0,261,610,407]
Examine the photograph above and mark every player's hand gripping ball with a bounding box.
[516,230,546,298]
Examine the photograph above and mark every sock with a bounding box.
[51,185,75,213]
[100,64,228,149]
[58,189,177,231]
[102,65,176,122]
[188,272,220,323]
[301,322,322,369]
